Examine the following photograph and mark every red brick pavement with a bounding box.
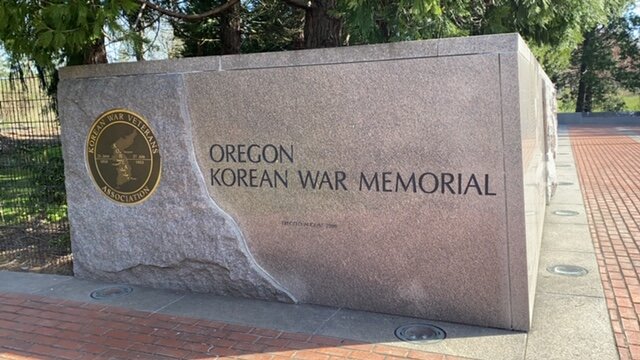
[0,292,467,360]
[571,125,640,360]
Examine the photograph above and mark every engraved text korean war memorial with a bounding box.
[208,143,497,193]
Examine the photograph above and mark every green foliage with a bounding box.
[26,145,67,212]
[48,233,71,252]
[172,0,232,56]
[0,169,31,224]
[612,12,640,91]
[0,0,139,68]
[482,0,610,44]
[0,49,9,76]
[341,0,617,48]
[11,144,68,224]
[622,91,640,111]
[561,5,640,112]
[172,0,622,56]
[531,42,575,83]
[1,0,637,112]
[0,144,67,226]
[242,0,305,52]
[173,0,305,57]
[344,0,449,43]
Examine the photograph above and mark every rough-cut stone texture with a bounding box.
[515,48,556,329]
[58,33,553,331]
[57,75,293,302]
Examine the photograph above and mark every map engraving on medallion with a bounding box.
[86,109,161,204]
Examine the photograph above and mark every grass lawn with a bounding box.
[0,145,71,274]
[0,145,68,225]
[0,77,72,274]
[0,169,32,225]
[558,91,640,112]
[622,93,640,111]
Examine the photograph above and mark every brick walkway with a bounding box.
[0,292,464,360]
[571,125,640,360]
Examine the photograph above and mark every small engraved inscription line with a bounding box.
[281,221,338,229]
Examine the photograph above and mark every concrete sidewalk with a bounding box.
[0,125,621,360]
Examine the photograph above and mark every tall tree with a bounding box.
[283,0,342,48]
[569,10,640,112]
[340,0,622,69]
[220,2,242,54]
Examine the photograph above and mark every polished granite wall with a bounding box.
[58,34,553,330]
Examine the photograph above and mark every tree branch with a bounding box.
[133,2,147,29]
[282,0,312,10]
[138,0,240,21]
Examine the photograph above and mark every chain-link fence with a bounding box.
[0,76,72,275]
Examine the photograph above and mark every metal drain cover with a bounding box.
[558,181,574,186]
[547,265,588,277]
[90,285,133,300]
[556,164,572,168]
[553,210,579,216]
[395,324,446,343]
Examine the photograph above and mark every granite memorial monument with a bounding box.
[58,33,557,331]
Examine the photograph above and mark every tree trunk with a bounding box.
[575,30,594,113]
[304,0,342,48]
[132,39,145,61]
[66,37,108,66]
[376,18,391,42]
[220,2,242,54]
[584,84,593,112]
[81,0,109,65]
[83,37,109,65]
[127,10,145,61]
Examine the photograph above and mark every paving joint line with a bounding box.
[149,294,186,315]
[31,277,75,296]
[311,307,342,336]
[543,248,596,254]
[536,290,604,299]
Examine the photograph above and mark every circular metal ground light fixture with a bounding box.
[558,181,574,186]
[395,324,446,343]
[547,265,588,277]
[90,285,134,300]
[553,210,580,216]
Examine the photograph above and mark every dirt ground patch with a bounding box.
[0,225,72,275]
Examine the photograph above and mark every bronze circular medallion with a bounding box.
[86,109,161,205]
